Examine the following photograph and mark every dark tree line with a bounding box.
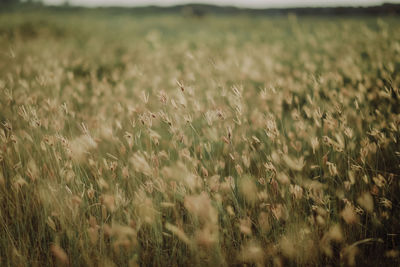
[1,1,399,16]
[0,0,44,6]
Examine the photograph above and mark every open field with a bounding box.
[1,9,400,266]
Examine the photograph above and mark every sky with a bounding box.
[43,0,400,8]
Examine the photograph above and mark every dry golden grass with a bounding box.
[0,9,400,266]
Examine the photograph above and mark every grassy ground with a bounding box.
[1,9,400,266]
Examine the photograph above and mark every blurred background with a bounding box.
[1,0,400,15]
[39,0,400,8]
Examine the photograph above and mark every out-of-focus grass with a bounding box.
[1,9,400,266]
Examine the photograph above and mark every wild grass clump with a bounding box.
[0,10,400,266]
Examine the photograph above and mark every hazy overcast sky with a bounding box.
[44,0,399,8]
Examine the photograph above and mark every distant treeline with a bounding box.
[1,1,400,16]
[122,3,400,16]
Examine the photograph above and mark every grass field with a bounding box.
[1,9,400,266]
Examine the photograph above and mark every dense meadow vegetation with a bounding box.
[1,9,400,266]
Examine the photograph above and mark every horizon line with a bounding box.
[42,1,400,9]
